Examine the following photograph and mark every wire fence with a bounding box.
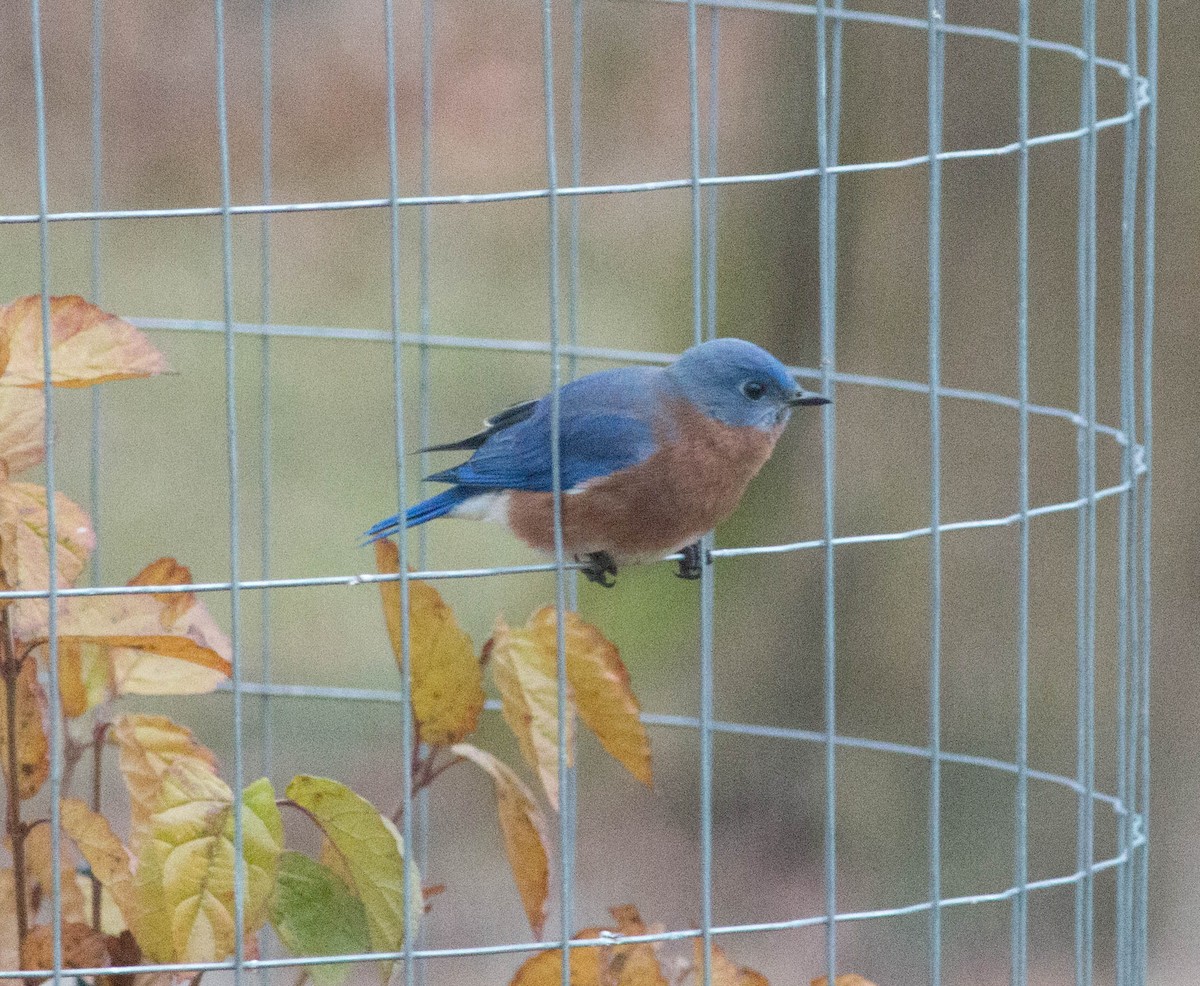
[2,0,1155,985]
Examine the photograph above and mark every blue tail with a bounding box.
[362,487,474,544]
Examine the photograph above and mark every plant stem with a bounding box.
[2,603,30,947]
[89,721,109,932]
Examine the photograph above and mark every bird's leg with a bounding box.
[677,541,705,580]
[575,551,619,588]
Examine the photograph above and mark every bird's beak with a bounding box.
[788,392,832,407]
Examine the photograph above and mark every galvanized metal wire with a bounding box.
[8,1,1156,985]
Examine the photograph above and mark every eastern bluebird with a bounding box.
[365,338,829,586]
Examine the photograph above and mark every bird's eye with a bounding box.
[741,381,766,400]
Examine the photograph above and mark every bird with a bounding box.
[364,337,830,586]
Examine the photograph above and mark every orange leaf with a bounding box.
[451,743,550,938]
[109,714,219,838]
[693,941,770,986]
[811,977,879,986]
[23,820,86,924]
[508,907,667,986]
[529,608,651,788]
[0,295,168,389]
[0,659,49,800]
[0,388,45,479]
[21,922,108,971]
[128,557,196,629]
[488,615,572,810]
[374,542,484,745]
[0,482,94,598]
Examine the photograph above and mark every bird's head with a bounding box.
[666,338,830,430]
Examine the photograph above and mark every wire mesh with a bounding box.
[3,0,1155,985]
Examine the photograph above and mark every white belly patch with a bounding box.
[449,491,512,525]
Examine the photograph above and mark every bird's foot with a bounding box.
[676,541,706,580]
[576,551,619,588]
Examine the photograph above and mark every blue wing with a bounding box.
[426,367,663,492]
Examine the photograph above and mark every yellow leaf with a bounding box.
[76,875,127,936]
[18,581,232,716]
[488,616,573,810]
[0,658,49,800]
[61,798,136,929]
[451,743,550,938]
[21,921,108,971]
[23,821,86,924]
[285,775,421,972]
[0,483,94,599]
[374,542,484,746]
[0,295,168,389]
[0,388,45,479]
[509,907,667,986]
[529,608,651,788]
[110,714,219,839]
[694,941,770,986]
[811,977,879,986]
[133,765,281,963]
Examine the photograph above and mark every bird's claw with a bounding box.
[677,541,705,580]
[577,551,618,588]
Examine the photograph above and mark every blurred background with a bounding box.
[0,0,1191,983]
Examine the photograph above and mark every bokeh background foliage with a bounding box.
[0,0,1189,982]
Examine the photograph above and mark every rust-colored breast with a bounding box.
[506,399,783,561]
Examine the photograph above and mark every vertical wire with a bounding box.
[414,0,435,978]
[925,3,945,984]
[1073,2,1099,983]
[684,3,714,984]
[703,9,720,343]
[258,0,275,791]
[29,0,64,980]
[212,2,247,984]
[1136,1,1157,982]
[815,2,844,982]
[381,0,416,983]
[564,0,584,614]
[538,3,573,981]
[88,0,104,584]
[1012,2,1031,984]
[1115,0,1141,980]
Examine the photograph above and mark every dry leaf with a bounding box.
[0,658,49,800]
[21,921,108,971]
[0,483,94,598]
[811,977,879,986]
[61,798,136,929]
[374,542,484,745]
[489,616,572,809]
[529,607,651,788]
[132,766,281,963]
[0,295,168,389]
[20,581,232,717]
[451,743,550,938]
[0,388,45,479]
[692,941,770,986]
[110,714,219,838]
[23,821,87,924]
[0,869,19,975]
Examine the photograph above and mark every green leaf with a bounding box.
[285,775,420,976]
[133,766,282,963]
[270,852,370,986]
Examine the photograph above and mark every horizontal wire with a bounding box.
[0,833,1141,979]
[0,463,1141,602]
